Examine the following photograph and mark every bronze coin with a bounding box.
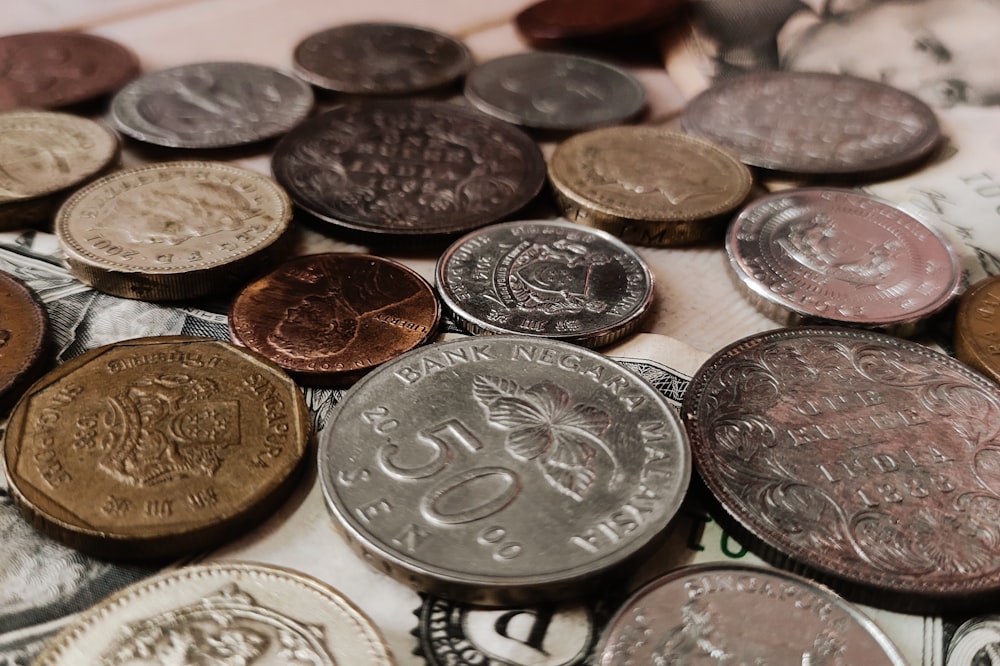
[2,336,310,560]
[956,274,1000,384]
[515,0,686,43]
[0,270,48,412]
[229,253,441,386]
[0,31,139,111]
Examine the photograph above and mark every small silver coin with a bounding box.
[110,61,314,149]
[463,52,645,131]
[318,335,691,606]
[435,219,654,348]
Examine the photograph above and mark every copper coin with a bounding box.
[956,274,1000,385]
[682,326,1000,613]
[0,32,139,111]
[3,336,310,560]
[229,253,441,386]
[0,270,48,412]
[515,0,686,43]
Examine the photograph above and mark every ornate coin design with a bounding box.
[595,564,907,665]
[548,127,753,245]
[681,71,941,177]
[515,0,687,43]
[0,271,48,412]
[293,22,473,95]
[956,274,1000,385]
[727,188,959,334]
[682,326,1000,612]
[56,161,292,301]
[272,99,545,236]
[229,253,441,386]
[31,562,395,665]
[319,336,691,605]
[435,220,653,348]
[3,337,310,560]
[110,61,314,149]
[463,53,645,131]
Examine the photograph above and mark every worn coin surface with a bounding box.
[682,326,1000,613]
[272,99,545,236]
[31,562,395,665]
[56,160,292,301]
[319,335,690,605]
[595,564,906,665]
[549,127,753,245]
[0,271,48,412]
[463,52,645,131]
[515,0,686,43]
[110,61,314,149]
[681,71,941,177]
[435,220,653,348]
[230,253,441,386]
[3,336,310,560]
[293,22,473,95]
[956,274,1000,385]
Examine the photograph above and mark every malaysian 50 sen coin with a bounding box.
[319,335,690,605]
[435,219,653,348]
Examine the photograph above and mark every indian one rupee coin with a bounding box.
[110,61,314,149]
[0,271,49,412]
[681,326,1000,613]
[595,564,906,665]
[955,274,1000,385]
[3,337,310,560]
[318,336,690,605]
[30,562,395,665]
[435,220,653,348]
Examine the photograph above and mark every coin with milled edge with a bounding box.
[31,562,395,665]
[549,127,753,245]
[0,271,49,412]
[727,188,959,335]
[3,336,310,560]
[319,335,690,605]
[110,61,314,149]
[682,326,1000,613]
[956,275,1000,385]
[435,220,653,348]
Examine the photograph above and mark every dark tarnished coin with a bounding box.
[110,61,314,149]
[229,253,441,386]
[463,52,645,131]
[549,127,753,245]
[435,220,653,348]
[681,326,1000,613]
[726,188,959,335]
[272,99,545,236]
[3,336,310,560]
[0,31,139,111]
[0,271,48,412]
[515,0,687,43]
[319,335,691,605]
[292,22,473,96]
[596,564,906,665]
[681,71,941,177]
[956,275,1000,385]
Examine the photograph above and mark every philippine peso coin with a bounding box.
[319,335,690,605]
[3,337,310,560]
[955,274,1000,385]
[0,270,49,412]
[435,219,653,348]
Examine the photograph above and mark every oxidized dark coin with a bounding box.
[229,253,441,386]
[515,0,687,43]
[682,326,1000,613]
[0,31,139,111]
[272,99,546,236]
[955,275,1000,385]
[0,271,48,412]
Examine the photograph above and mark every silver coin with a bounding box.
[318,335,691,605]
[463,52,645,131]
[435,219,654,348]
[110,61,314,148]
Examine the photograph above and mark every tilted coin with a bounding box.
[726,188,959,335]
[595,564,906,665]
[229,253,441,386]
[3,336,310,560]
[435,220,653,348]
[956,274,1000,385]
[515,0,687,43]
[463,52,645,131]
[56,161,293,301]
[31,562,395,665]
[681,326,1000,613]
[293,22,473,96]
[548,127,753,245]
[272,99,545,236]
[681,71,941,178]
[110,61,314,149]
[0,270,49,412]
[319,335,691,605]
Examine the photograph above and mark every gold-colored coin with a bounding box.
[55,161,292,301]
[3,336,310,560]
[547,126,753,245]
[956,274,1000,384]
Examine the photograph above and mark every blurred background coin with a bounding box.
[515,0,688,45]
[0,271,48,413]
[956,274,1000,384]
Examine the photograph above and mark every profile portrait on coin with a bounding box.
[591,145,730,206]
[0,130,72,199]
